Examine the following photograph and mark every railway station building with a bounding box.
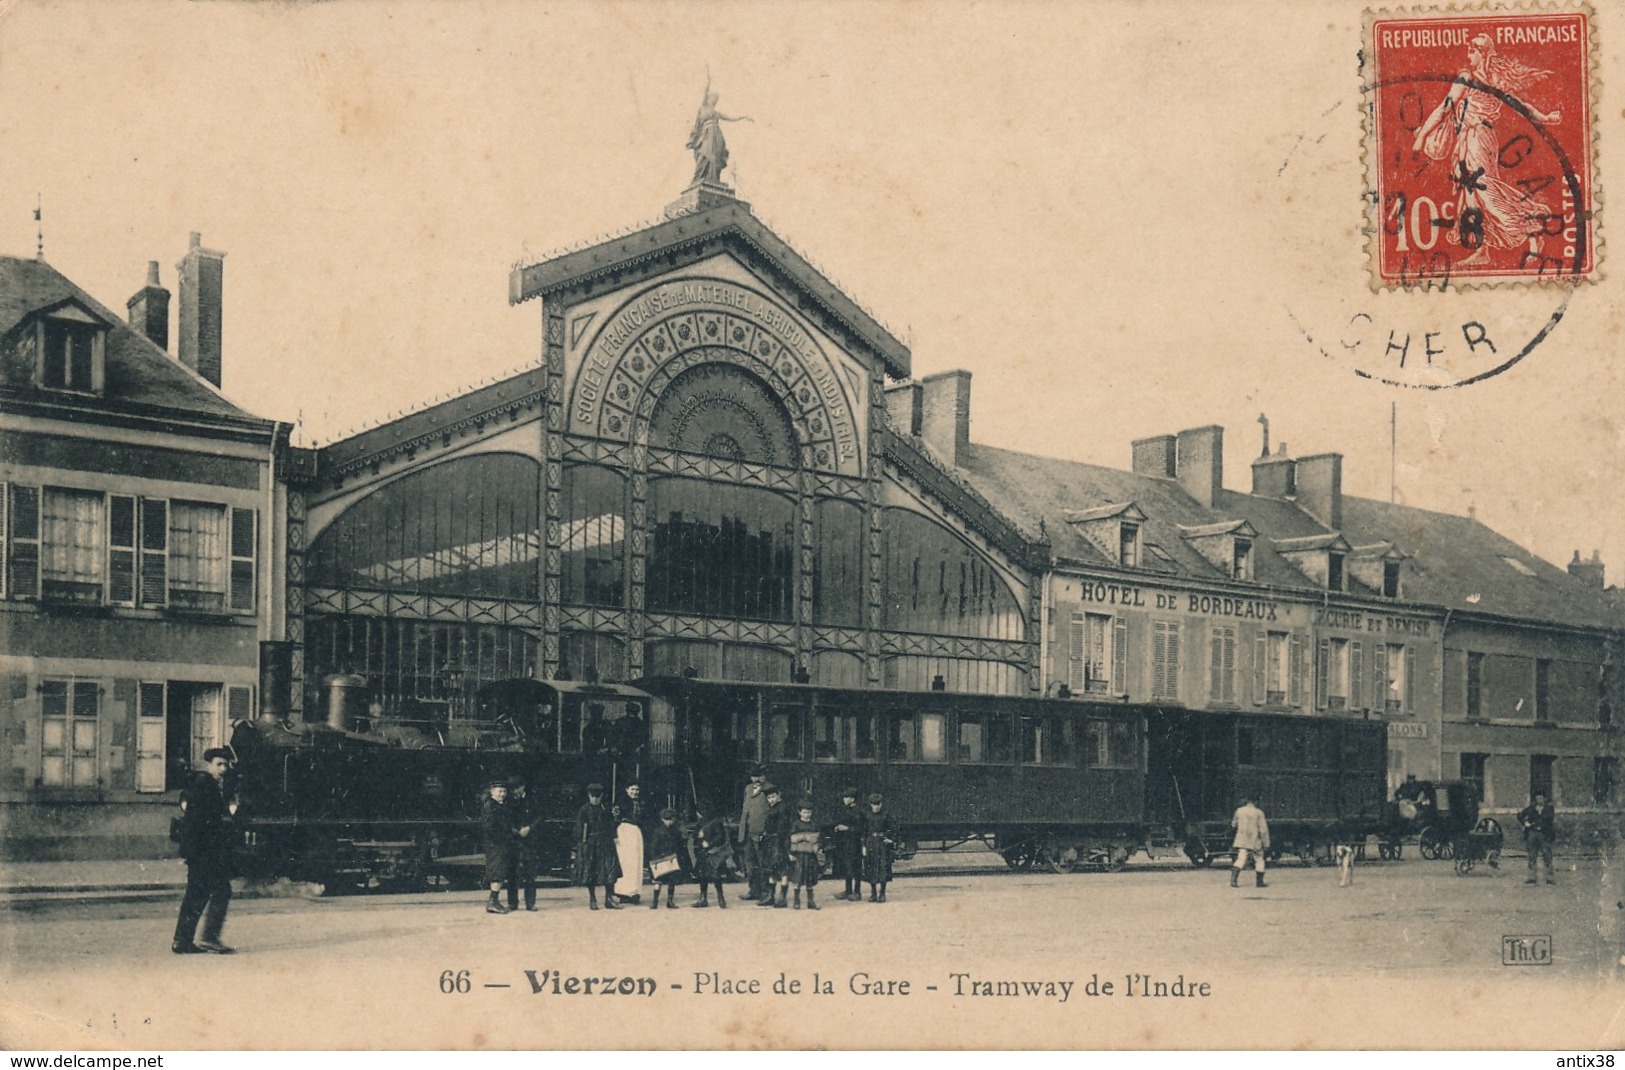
[0,238,296,858]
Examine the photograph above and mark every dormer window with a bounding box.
[1119,522,1140,567]
[1232,538,1253,581]
[1383,560,1401,598]
[1327,551,1345,592]
[21,300,108,395]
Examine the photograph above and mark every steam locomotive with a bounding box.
[226,675,1389,889]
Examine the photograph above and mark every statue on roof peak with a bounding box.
[686,73,752,188]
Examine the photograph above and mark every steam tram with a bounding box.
[229,673,1389,888]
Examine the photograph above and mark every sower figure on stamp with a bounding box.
[737,764,771,901]
[172,747,239,954]
[755,784,791,908]
[1518,791,1557,885]
[575,783,621,909]
[1230,795,1271,889]
[1412,33,1561,267]
[831,786,863,901]
[687,797,730,909]
[481,778,516,915]
[789,799,823,911]
[648,807,686,910]
[861,791,898,903]
[508,776,541,912]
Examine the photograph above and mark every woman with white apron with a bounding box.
[613,781,646,904]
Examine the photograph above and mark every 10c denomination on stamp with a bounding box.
[1365,4,1597,288]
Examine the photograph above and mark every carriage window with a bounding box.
[853,714,877,762]
[769,706,802,761]
[736,707,761,762]
[1021,715,1076,766]
[886,710,947,763]
[1086,720,1137,769]
[958,711,1014,763]
[813,712,842,761]
[919,712,945,762]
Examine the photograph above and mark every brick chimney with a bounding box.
[884,381,923,436]
[1569,549,1606,589]
[1174,425,1223,507]
[1251,441,1295,498]
[1295,452,1343,530]
[126,261,170,351]
[176,232,225,387]
[1132,434,1176,478]
[919,370,971,466]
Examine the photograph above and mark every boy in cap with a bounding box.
[737,764,771,900]
[647,807,686,910]
[861,791,898,902]
[789,799,823,910]
[687,797,730,909]
[481,778,516,914]
[832,786,863,901]
[756,784,792,908]
[574,783,621,909]
[507,775,540,912]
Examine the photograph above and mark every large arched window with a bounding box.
[647,478,795,621]
[812,498,864,626]
[881,509,1023,639]
[561,465,626,607]
[308,454,540,600]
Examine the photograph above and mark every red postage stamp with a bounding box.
[1366,5,1597,288]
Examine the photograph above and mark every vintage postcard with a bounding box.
[1,0,1622,1053]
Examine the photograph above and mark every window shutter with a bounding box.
[1315,639,1330,709]
[1404,645,1416,714]
[1350,641,1365,709]
[1210,629,1224,701]
[1068,614,1085,692]
[229,507,256,612]
[1289,632,1305,706]
[1253,631,1266,705]
[227,685,253,727]
[1223,629,1236,703]
[0,479,6,600]
[139,498,168,606]
[1374,644,1389,711]
[9,484,40,600]
[1112,616,1128,696]
[1164,622,1180,700]
[108,495,136,606]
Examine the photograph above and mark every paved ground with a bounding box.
[2,849,1620,1050]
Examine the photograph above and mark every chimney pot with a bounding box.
[918,370,972,466]
[145,260,160,286]
[126,261,171,351]
[1568,549,1606,589]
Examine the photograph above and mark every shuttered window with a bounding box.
[140,498,168,606]
[229,508,256,612]
[108,495,136,606]
[1209,625,1237,704]
[9,484,41,600]
[1068,613,1115,695]
[1152,620,1181,700]
[1288,632,1306,707]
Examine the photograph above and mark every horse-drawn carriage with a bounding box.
[1376,779,1503,875]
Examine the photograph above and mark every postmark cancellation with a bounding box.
[1364,3,1599,289]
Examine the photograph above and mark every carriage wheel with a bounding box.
[1418,827,1444,860]
[1439,839,1456,860]
[1097,845,1130,873]
[1046,844,1081,874]
[1455,854,1475,876]
[1001,842,1036,871]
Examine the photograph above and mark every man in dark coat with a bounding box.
[507,776,541,912]
[481,779,516,914]
[831,786,864,901]
[172,747,238,954]
[574,783,622,910]
[737,764,771,900]
[1518,791,1557,885]
[861,791,898,903]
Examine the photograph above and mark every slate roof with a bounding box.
[956,441,1617,631]
[0,255,270,429]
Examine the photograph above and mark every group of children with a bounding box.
[743,783,898,910]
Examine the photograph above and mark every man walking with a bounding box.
[1229,795,1270,889]
[1518,791,1557,885]
[172,747,238,954]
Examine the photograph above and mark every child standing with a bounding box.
[831,786,863,901]
[788,800,823,910]
[688,799,730,909]
[861,791,897,903]
[574,783,621,910]
[647,807,686,910]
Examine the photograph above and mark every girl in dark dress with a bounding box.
[481,780,516,915]
[788,800,822,910]
[573,783,622,910]
[861,792,897,903]
[831,787,864,901]
[687,799,731,909]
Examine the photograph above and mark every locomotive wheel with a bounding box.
[1001,842,1038,871]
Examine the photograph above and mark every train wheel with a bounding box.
[1046,844,1081,874]
[1001,842,1037,871]
[1104,845,1130,873]
[1184,839,1212,867]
